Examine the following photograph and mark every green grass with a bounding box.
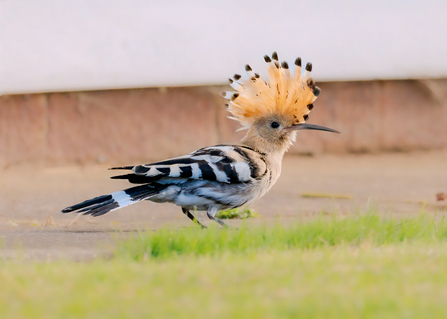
[215,207,258,219]
[2,244,447,318]
[115,213,447,261]
[3,213,447,318]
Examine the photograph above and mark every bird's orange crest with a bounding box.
[222,52,320,131]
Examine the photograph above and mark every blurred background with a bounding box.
[1,0,447,166]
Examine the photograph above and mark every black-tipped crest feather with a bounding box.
[305,62,312,72]
[225,52,322,129]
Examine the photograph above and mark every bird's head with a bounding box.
[222,52,339,154]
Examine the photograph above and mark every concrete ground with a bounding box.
[1,150,446,260]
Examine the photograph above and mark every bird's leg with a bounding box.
[182,208,207,229]
[206,209,232,228]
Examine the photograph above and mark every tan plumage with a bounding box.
[223,52,320,131]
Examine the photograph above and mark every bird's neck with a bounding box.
[240,130,288,189]
[239,129,293,159]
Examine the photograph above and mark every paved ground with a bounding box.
[1,150,446,260]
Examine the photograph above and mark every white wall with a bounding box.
[1,0,447,95]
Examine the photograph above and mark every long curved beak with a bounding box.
[283,123,341,134]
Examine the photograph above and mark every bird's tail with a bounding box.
[61,184,166,217]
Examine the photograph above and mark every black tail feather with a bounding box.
[62,194,113,213]
[111,174,157,184]
[61,184,167,217]
[108,166,134,170]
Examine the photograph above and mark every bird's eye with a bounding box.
[271,121,280,129]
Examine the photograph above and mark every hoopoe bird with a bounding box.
[62,52,339,228]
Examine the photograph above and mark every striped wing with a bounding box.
[112,145,267,184]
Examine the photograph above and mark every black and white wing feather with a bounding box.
[111,145,267,184]
[62,145,268,218]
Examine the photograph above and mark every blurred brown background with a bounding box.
[1,80,447,167]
